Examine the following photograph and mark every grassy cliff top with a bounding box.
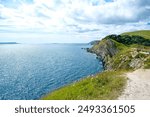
[41,30,150,100]
[121,30,150,40]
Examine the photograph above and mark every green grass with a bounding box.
[144,57,150,69]
[41,30,150,100]
[91,39,127,54]
[122,30,150,69]
[110,43,150,70]
[41,71,126,100]
[122,30,150,39]
[91,39,108,51]
[111,39,127,50]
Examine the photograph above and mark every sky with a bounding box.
[0,0,150,43]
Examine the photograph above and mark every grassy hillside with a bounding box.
[122,30,150,40]
[110,44,150,69]
[42,71,126,100]
[42,30,150,100]
[108,30,150,69]
[106,34,150,46]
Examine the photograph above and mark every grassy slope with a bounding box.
[42,71,126,100]
[42,30,150,100]
[111,44,150,69]
[122,30,150,39]
[121,30,150,69]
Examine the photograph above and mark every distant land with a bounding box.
[88,40,100,45]
[0,42,18,44]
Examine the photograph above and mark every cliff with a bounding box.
[42,30,150,100]
[87,39,119,70]
[88,31,150,70]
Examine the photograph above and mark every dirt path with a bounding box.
[118,69,150,100]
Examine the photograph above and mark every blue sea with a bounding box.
[0,44,103,100]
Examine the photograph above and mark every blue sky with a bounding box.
[0,0,150,43]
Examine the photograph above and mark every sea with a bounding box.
[0,44,103,100]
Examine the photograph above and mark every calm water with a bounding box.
[0,44,103,100]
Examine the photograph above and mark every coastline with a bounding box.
[41,30,150,100]
[41,44,126,100]
[41,70,126,100]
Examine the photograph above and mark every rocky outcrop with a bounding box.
[87,35,150,70]
[110,48,148,70]
[88,39,119,70]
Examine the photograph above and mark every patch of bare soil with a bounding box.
[118,69,150,100]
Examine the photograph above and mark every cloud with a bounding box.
[67,24,99,33]
[68,0,150,24]
[0,0,150,43]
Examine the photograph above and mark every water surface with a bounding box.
[0,44,103,99]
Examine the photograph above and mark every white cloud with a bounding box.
[67,0,150,24]
[0,0,150,43]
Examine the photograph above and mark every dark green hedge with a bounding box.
[106,34,150,46]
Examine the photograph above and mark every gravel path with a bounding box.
[118,69,150,100]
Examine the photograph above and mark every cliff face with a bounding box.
[88,34,150,70]
[88,39,119,70]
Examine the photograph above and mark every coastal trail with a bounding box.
[118,69,150,100]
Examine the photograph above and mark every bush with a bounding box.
[107,34,150,46]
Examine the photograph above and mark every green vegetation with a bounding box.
[42,30,150,100]
[42,71,126,100]
[90,39,108,51]
[111,39,127,51]
[106,34,150,46]
[103,30,150,70]
[122,30,150,39]
[144,57,150,69]
[110,45,150,70]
